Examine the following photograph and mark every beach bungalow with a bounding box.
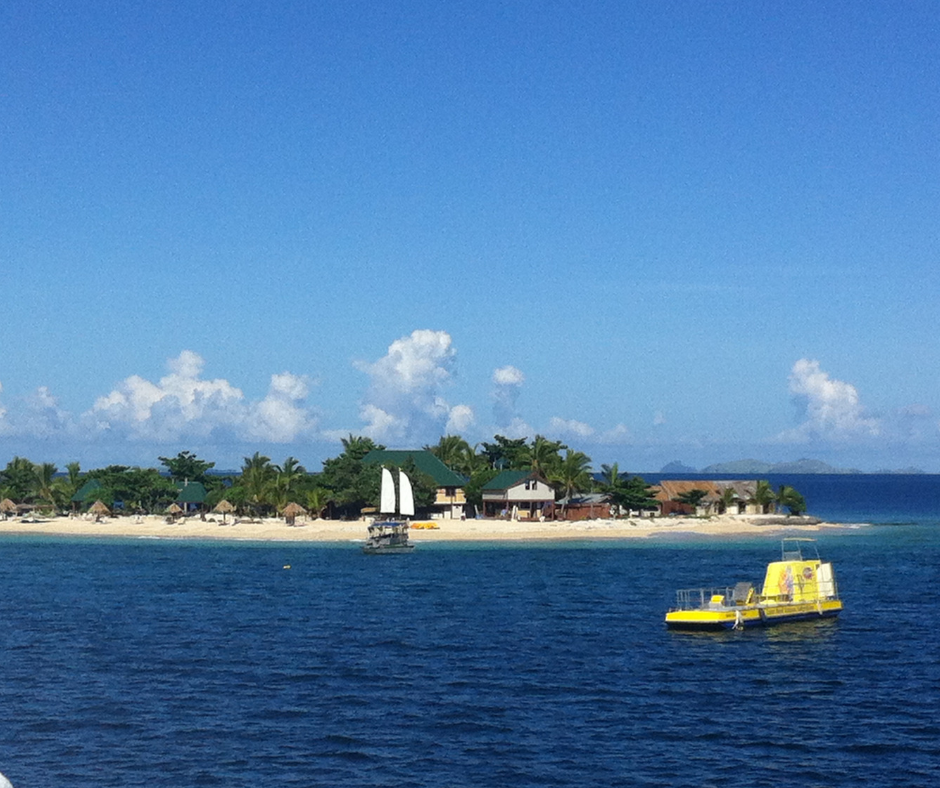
[652,480,761,516]
[176,480,208,513]
[481,470,555,520]
[556,492,611,521]
[362,449,468,519]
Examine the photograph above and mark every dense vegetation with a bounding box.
[0,434,804,518]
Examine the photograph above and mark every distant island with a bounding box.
[660,458,926,475]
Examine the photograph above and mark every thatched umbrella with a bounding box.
[166,502,183,522]
[282,501,307,526]
[88,500,111,520]
[213,499,235,524]
[0,498,16,514]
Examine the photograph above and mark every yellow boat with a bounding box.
[665,538,842,630]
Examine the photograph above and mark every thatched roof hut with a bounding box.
[282,501,307,525]
[89,500,111,516]
[213,499,235,524]
[167,503,183,514]
[0,498,16,514]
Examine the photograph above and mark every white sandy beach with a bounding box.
[0,513,845,543]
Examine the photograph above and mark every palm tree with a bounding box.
[777,485,807,516]
[33,462,59,510]
[718,486,737,515]
[427,435,470,467]
[549,450,593,511]
[305,487,331,519]
[241,452,276,516]
[340,435,381,461]
[750,480,776,514]
[528,435,565,479]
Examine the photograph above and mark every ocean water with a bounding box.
[1,478,938,787]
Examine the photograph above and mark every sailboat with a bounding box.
[362,468,416,554]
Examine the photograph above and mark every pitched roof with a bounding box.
[176,480,208,504]
[362,450,466,487]
[652,480,757,502]
[71,478,102,503]
[481,469,539,491]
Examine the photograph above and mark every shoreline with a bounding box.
[0,513,855,543]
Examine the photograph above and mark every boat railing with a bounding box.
[672,587,737,611]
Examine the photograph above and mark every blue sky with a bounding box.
[2,2,939,472]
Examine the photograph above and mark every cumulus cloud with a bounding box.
[777,359,880,443]
[86,351,317,443]
[548,416,595,439]
[244,372,316,442]
[0,383,72,440]
[355,330,473,443]
[492,365,525,427]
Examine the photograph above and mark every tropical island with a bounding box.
[0,435,834,542]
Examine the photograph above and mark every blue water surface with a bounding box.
[1,489,939,786]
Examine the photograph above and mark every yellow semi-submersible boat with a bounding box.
[665,539,842,630]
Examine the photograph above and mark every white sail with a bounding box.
[398,471,415,517]
[379,467,396,514]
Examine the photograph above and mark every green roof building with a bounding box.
[71,478,103,505]
[176,480,208,507]
[481,470,555,520]
[362,449,467,519]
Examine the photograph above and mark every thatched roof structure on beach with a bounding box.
[213,500,236,514]
[0,498,16,514]
[282,502,307,518]
[167,503,183,515]
[89,500,111,516]
[282,501,307,525]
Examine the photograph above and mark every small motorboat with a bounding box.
[665,538,842,630]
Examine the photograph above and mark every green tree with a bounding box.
[528,435,566,478]
[86,465,178,512]
[718,486,737,514]
[158,451,215,484]
[239,452,277,515]
[305,487,332,519]
[461,467,500,514]
[598,464,658,514]
[271,456,307,509]
[33,462,59,510]
[674,488,710,510]
[319,438,385,517]
[750,480,776,514]
[1,457,37,501]
[549,449,593,506]
[777,485,807,516]
[427,434,471,468]
[479,435,529,470]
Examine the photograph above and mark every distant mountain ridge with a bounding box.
[700,458,862,474]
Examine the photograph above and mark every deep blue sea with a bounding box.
[2,476,939,787]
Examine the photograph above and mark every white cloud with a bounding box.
[0,383,71,440]
[85,351,317,443]
[492,364,525,427]
[777,359,880,443]
[599,423,631,443]
[356,330,473,443]
[245,372,316,442]
[446,404,475,434]
[493,365,525,386]
[548,416,595,439]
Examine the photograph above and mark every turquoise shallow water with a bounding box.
[1,480,939,786]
